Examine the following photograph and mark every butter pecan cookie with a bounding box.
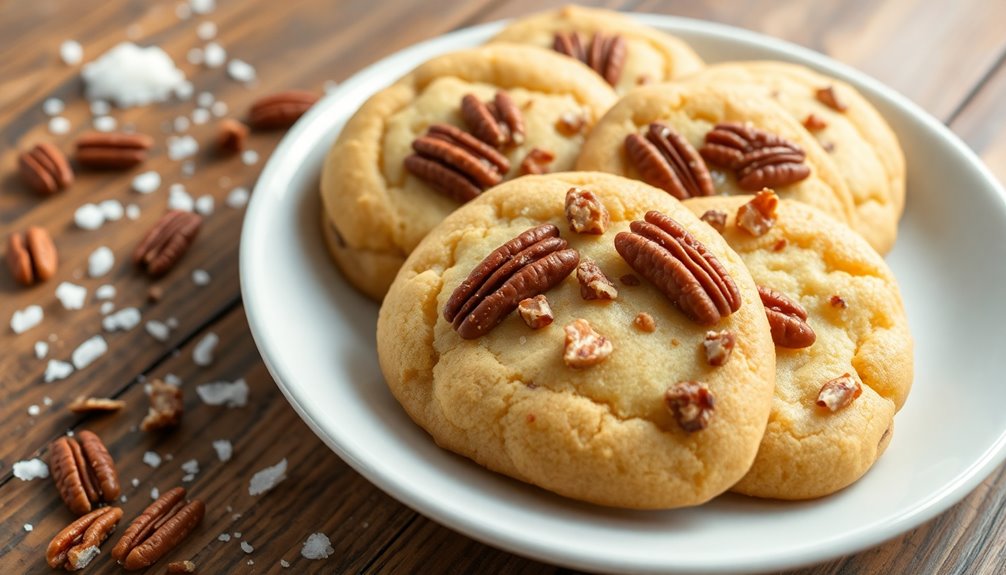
[377,172,776,509]
[490,5,704,94]
[320,44,617,300]
[686,195,913,499]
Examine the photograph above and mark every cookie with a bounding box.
[320,44,617,300]
[686,194,913,499]
[377,171,777,509]
[686,61,906,253]
[489,5,704,94]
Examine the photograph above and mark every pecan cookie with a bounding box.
[377,172,776,509]
[686,195,913,499]
[489,5,704,94]
[320,44,617,300]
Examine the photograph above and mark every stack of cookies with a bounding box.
[319,6,913,509]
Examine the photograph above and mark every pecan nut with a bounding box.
[614,211,741,325]
[577,259,618,300]
[564,187,609,234]
[803,113,828,131]
[517,294,554,329]
[168,560,197,573]
[555,110,586,136]
[216,118,249,153]
[461,91,525,148]
[703,330,736,366]
[404,124,510,203]
[553,31,627,85]
[633,312,656,332]
[518,148,555,175]
[816,373,862,411]
[444,224,579,339]
[140,379,184,432]
[758,285,816,348]
[248,90,319,129]
[47,506,123,570]
[563,318,613,368]
[18,142,74,195]
[49,431,121,515]
[113,486,205,570]
[133,211,203,277]
[665,381,715,432]
[75,132,154,169]
[736,189,779,237]
[7,226,58,286]
[815,85,848,112]
[699,209,727,233]
[625,122,714,199]
[68,396,126,414]
[700,123,810,191]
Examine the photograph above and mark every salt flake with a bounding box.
[241,541,254,554]
[11,305,44,334]
[49,116,71,135]
[75,203,105,230]
[227,59,256,83]
[103,307,141,332]
[35,341,49,359]
[212,439,232,462]
[71,335,108,369]
[226,187,249,208]
[44,360,74,382]
[301,533,334,560]
[88,246,115,278]
[60,40,83,65]
[248,458,287,495]
[99,199,124,221]
[82,42,187,108]
[55,282,88,310]
[13,458,49,481]
[196,379,249,407]
[132,171,161,194]
[145,320,171,342]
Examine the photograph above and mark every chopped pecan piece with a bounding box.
[113,487,205,570]
[555,110,586,136]
[248,90,319,129]
[736,189,779,237]
[699,210,727,233]
[405,124,509,202]
[700,123,810,190]
[772,238,788,251]
[614,211,742,325]
[563,319,612,368]
[633,312,656,332]
[133,211,203,277]
[49,431,121,515]
[68,396,126,414]
[803,113,828,131]
[758,285,816,348]
[141,379,184,432]
[6,226,58,286]
[625,122,714,199]
[18,142,73,195]
[553,31,627,85]
[703,330,735,366]
[168,560,197,573]
[517,295,554,330]
[816,373,862,411]
[75,132,154,169]
[216,118,249,153]
[518,148,555,175]
[619,274,640,286]
[461,91,525,148]
[577,259,618,300]
[564,187,609,234]
[830,295,847,309]
[665,381,715,432]
[47,506,123,570]
[815,85,848,112]
[444,224,578,338]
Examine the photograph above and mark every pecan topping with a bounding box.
[49,431,121,515]
[703,330,736,366]
[47,506,123,570]
[803,113,828,131]
[216,118,249,153]
[577,259,618,300]
[444,224,579,339]
[816,373,862,411]
[758,285,816,348]
[113,486,205,570]
[736,189,779,237]
[517,295,554,329]
[518,148,555,175]
[404,124,509,203]
[248,90,319,129]
[614,211,741,325]
[168,560,197,573]
[7,226,57,286]
[829,295,847,309]
[625,122,714,199]
[75,132,154,169]
[563,318,612,368]
[555,110,586,136]
[133,211,203,277]
[815,85,848,112]
[461,91,524,148]
[633,312,656,332]
[564,187,609,234]
[69,396,126,414]
[665,381,715,432]
[699,210,727,233]
[140,379,184,432]
[700,123,810,191]
[772,238,788,251]
[553,31,627,85]
[18,142,73,195]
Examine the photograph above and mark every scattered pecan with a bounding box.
[68,396,126,414]
[18,142,74,195]
[665,381,715,432]
[625,122,714,199]
[803,113,828,131]
[133,211,203,277]
[443,224,579,338]
[700,123,810,191]
[703,330,736,366]
[47,506,123,570]
[699,210,727,233]
[614,211,742,325]
[736,189,779,237]
[518,148,555,175]
[555,110,586,136]
[49,431,121,515]
[633,312,656,332]
[216,118,249,154]
[816,373,862,412]
[830,295,847,309]
[815,85,848,112]
[167,560,197,573]
[140,379,184,432]
[772,238,788,251]
[461,91,524,148]
[758,285,816,348]
[577,259,618,300]
[563,318,612,368]
[517,295,554,329]
[6,226,57,286]
[248,90,319,129]
[619,274,640,286]
[564,187,609,234]
[75,132,154,169]
[553,31,627,85]
[404,124,509,202]
[113,486,205,570]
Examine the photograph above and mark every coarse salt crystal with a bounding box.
[13,458,49,481]
[132,171,161,194]
[248,458,287,496]
[99,199,124,221]
[93,116,117,132]
[175,81,194,100]
[226,187,249,208]
[191,108,210,125]
[197,21,217,40]
[186,47,204,66]
[168,185,195,211]
[150,487,159,500]
[49,116,71,135]
[192,269,211,286]
[126,204,141,220]
[44,360,74,382]
[28,405,41,416]
[218,533,231,542]
[301,533,334,560]
[281,559,290,568]
[174,116,191,134]
[203,42,226,68]
[212,439,232,462]
[35,341,49,359]
[227,59,256,83]
[181,459,200,475]
[181,161,196,178]
[88,246,115,278]
[103,307,141,332]
[43,98,65,115]
[197,379,248,407]
[90,100,111,116]
[60,40,83,65]
[192,332,218,366]
[241,541,254,553]
[55,282,88,310]
[24,524,33,532]
[241,150,259,165]
[82,42,187,108]
[166,317,179,329]
[194,195,214,216]
[247,560,254,566]
[120,495,127,503]
[43,396,53,406]
[211,101,228,117]
[164,373,182,386]
[95,284,116,300]
[11,305,44,334]
[71,335,107,369]
[145,321,171,342]
[75,203,105,230]
[197,92,215,108]
[190,0,216,14]
[167,135,199,161]
[131,477,140,487]
[234,532,241,538]
[100,302,115,315]
[143,451,161,468]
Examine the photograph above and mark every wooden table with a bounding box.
[2,0,1004,572]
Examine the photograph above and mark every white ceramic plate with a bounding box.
[240,15,1006,574]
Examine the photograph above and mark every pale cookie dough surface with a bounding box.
[686,196,913,499]
[320,44,617,300]
[377,172,777,509]
[576,82,856,227]
[490,5,705,94]
[687,61,906,253]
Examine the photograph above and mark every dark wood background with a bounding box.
[2,0,1005,573]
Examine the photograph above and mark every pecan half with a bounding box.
[665,381,715,432]
[133,211,203,277]
[736,189,779,237]
[563,318,612,368]
[47,506,123,570]
[564,187,609,234]
[7,226,58,286]
[248,90,319,129]
[703,330,736,366]
[49,431,121,515]
[518,148,555,175]
[113,486,205,570]
[461,91,524,148]
[633,312,656,332]
[625,122,714,199]
[577,259,618,300]
[517,294,554,329]
[614,211,741,325]
[555,110,586,136]
[700,123,810,191]
[816,373,862,411]
[69,396,126,414]
[404,124,509,203]
[141,379,184,432]
[75,132,154,169]
[444,224,579,339]
[758,285,816,348]
[815,85,848,112]
[19,142,73,195]
[216,118,249,153]
[699,210,727,233]
[553,31,627,85]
